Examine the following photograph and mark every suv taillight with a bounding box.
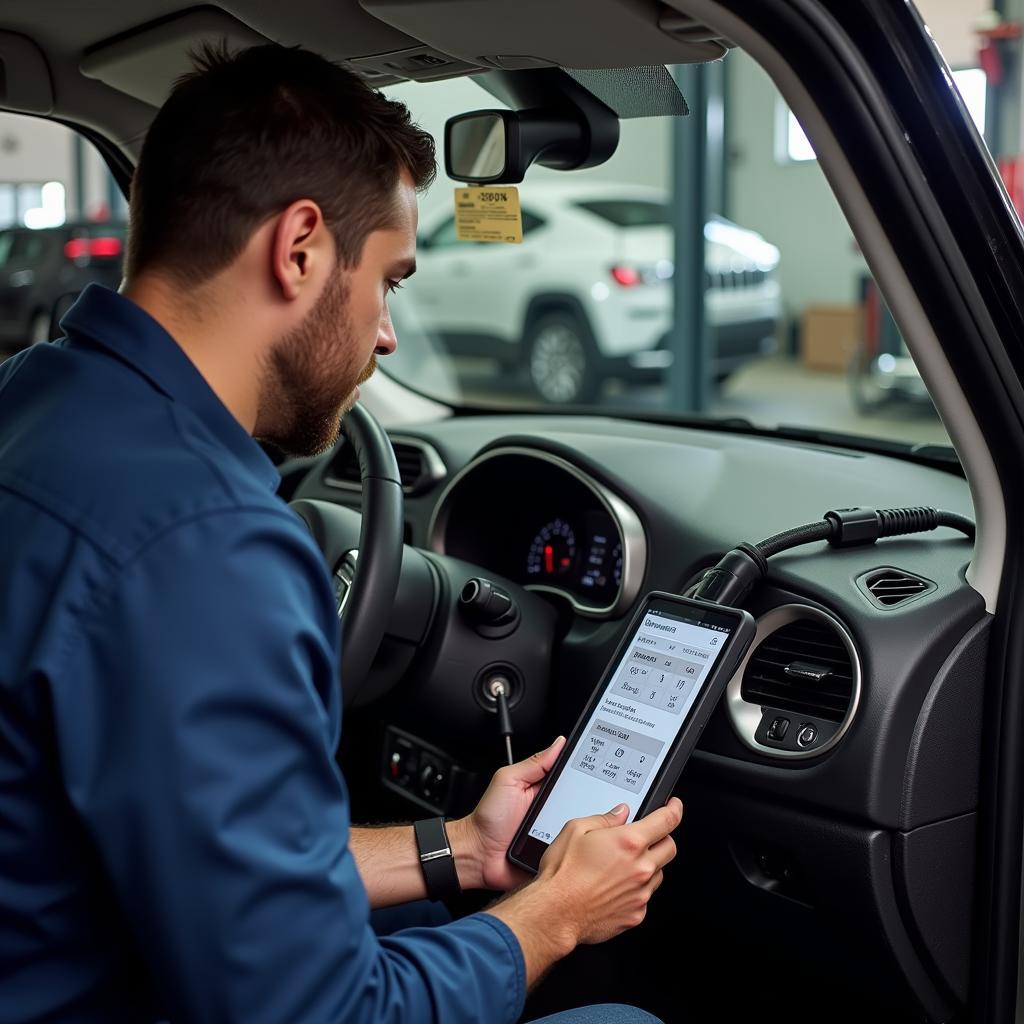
[609,262,673,287]
[64,237,123,261]
[610,265,641,287]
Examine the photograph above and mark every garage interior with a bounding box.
[0,0,1014,448]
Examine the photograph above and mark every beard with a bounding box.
[255,274,377,458]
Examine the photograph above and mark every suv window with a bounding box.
[7,232,47,265]
[575,200,669,227]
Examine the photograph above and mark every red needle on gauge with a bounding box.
[544,544,554,574]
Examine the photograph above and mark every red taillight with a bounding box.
[89,237,122,258]
[64,236,123,261]
[610,265,641,287]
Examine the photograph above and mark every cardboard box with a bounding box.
[801,304,862,373]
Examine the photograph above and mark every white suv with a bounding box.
[400,182,781,404]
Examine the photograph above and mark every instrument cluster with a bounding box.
[430,448,643,616]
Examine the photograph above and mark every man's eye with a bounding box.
[385,280,404,296]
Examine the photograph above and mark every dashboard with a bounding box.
[291,412,986,1021]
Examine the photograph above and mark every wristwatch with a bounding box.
[413,817,461,903]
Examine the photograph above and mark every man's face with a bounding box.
[256,170,418,456]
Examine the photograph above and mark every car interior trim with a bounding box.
[673,0,1003,616]
[725,602,862,760]
[324,434,448,494]
[79,10,267,108]
[427,445,647,618]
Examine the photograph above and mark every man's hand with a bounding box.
[454,735,566,891]
[535,797,682,945]
[487,797,684,986]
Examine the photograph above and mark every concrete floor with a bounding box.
[457,354,951,448]
[710,356,948,446]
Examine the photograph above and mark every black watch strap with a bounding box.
[413,817,461,903]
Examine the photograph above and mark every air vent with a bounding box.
[325,436,446,495]
[741,618,854,724]
[860,567,934,608]
[394,444,429,490]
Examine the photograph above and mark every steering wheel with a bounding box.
[291,403,404,705]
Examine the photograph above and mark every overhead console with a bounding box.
[359,0,733,69]
[78,1,734,109]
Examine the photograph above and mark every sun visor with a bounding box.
[80,10,268,108]
[359,0,732,69]
[564,67,689,118]
[0,32,54,114]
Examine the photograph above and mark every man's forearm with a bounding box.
[350,818,485,909]
[486,885,576,989]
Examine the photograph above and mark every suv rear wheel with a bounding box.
[526,312,599,404]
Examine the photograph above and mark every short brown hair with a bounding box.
[125,43,436,285]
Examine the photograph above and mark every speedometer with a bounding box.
[526,519,577,579]
[611,541,623,588]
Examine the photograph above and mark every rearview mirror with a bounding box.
[447,112,508,181]
[445,106,618,185]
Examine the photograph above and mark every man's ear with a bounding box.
[270,200,332,301]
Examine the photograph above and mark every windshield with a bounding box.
[383,52,966,451]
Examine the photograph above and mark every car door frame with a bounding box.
[676,0,1024,1020]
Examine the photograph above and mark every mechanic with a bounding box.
[0,44,682,1024]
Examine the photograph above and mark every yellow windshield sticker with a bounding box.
[453,186,523,244]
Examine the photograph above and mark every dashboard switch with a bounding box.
[796,723,818,748]
[382,726,477,816]
[460,577,516,622]
[459,577,521,637]
[767,717,790,741]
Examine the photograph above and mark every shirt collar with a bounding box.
[60,284,280,492]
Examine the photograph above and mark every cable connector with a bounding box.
[823,506,975,547]
[824,507,883,547]
[691,544,767,607]
[694,506,974,608]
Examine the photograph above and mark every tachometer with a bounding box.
[527,519,577,579]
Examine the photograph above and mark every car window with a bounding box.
[575,200,669,227]
[0,112,127,354]
[0,231,17,267]
[382,61,959,452]
[8,232,46,264]
[521,210,545,235]
[425,217,461,249]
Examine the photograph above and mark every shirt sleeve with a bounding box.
[48,508,525,1024]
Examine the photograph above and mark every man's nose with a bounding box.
[376,305,398,356]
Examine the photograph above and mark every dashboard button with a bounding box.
[796,723,818,748]
[766,717,790,741]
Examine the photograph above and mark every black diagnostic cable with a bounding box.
[459,580,520,766]
[693,506,975,608]
[487,676,515,765]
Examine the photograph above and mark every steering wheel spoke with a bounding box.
[332,550,359,618]
[291,403,404,705]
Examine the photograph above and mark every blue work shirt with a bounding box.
[0,285,525,1023]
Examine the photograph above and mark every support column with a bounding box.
[667,61,723,413]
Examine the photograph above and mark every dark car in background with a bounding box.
[0,222,125,350]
